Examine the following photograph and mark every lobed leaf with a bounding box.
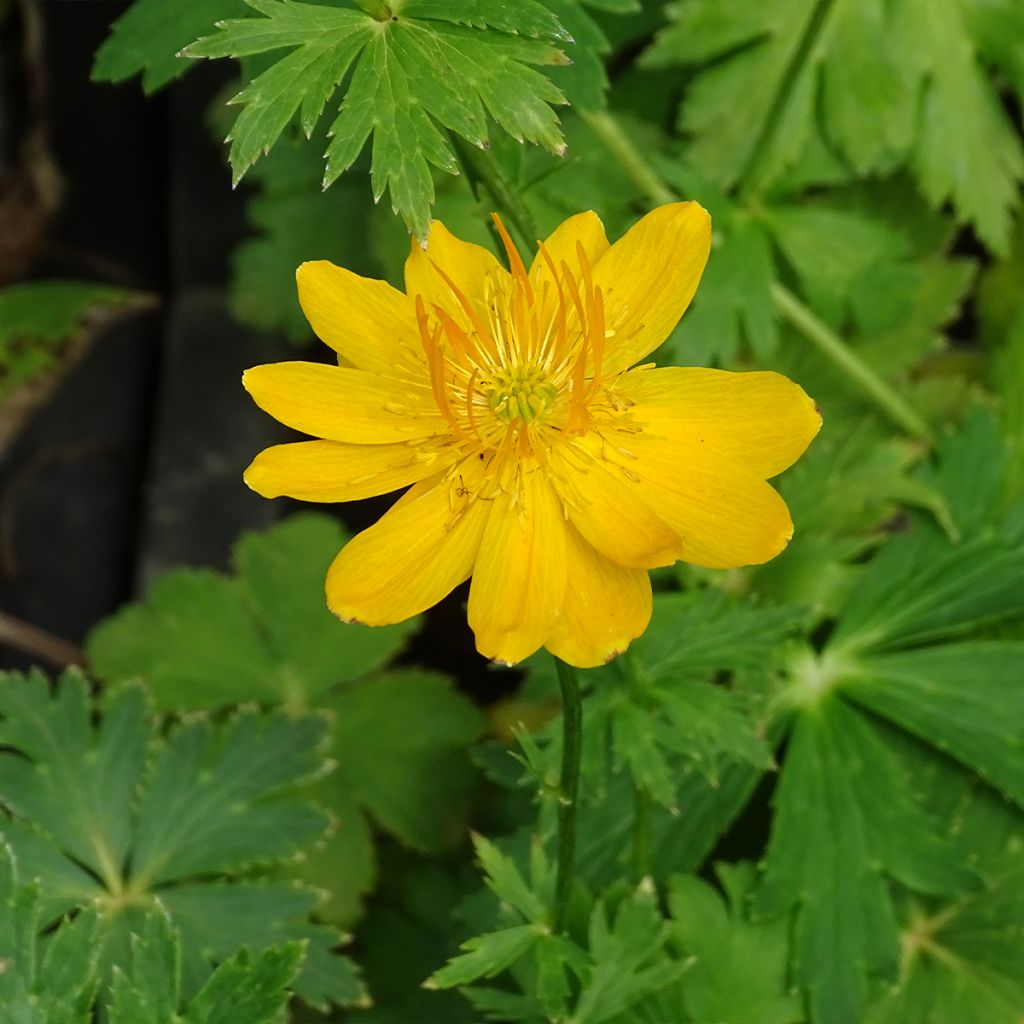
[184,0,571,237]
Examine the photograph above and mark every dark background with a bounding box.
[0,0,491,685]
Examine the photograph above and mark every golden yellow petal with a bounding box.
[551,442,681,568]
[545,527,652,669]
[243,440,458,502]
[243,362,447,444]
[620,367,822,479]
[467,466,567,665]
[326,462,489,625]
[593,202,711,374]
[622,434,795,569]
[404,220,509,323]
[296,261,423,372]
[529,210,609,314]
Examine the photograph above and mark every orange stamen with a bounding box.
[491,214,534,305]
[428,260,500,362]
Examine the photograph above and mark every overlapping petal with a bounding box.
[468,465,567,665]
[326,462,489,626]
[244,440,458,502]
[545,527,652,668]
[617,433,795,568]
[296,261,423,372]
[243,362,448,444]
[619,367,821,478]
[593,202,711,375]
[405,220,509,326]
[551,443,681,569]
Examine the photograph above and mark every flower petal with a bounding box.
[296,261,423,372]
[593,202,711,374]
[551,442,681,568]
[404,220,509,322]
[545,527,652,668]
[326,462,489,625]
[243,440,458,502]
[243,362,447,444]
[620,367,822,478]
[529,210,609,294]
[620,434,795,568]
[468,466,567,665]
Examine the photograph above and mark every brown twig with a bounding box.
[0,609,83,668]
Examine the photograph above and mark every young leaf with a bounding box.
[0,669,356,1010]
[88,513,417,712]
[183,0,571,237]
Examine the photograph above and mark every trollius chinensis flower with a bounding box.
[243,204,821,667]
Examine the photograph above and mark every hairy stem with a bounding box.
[553,657,583,933]
[580,108,934,445]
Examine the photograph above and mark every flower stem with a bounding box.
[580,108,935,446]
[552,656,583,933]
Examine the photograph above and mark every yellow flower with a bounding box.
[243,204,821,668]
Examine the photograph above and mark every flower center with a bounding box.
[487,365,557,424]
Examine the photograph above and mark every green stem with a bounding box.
[581,109,675,206]
[771,283,934,442]
[552,657,583,933]
[580,108,935,445]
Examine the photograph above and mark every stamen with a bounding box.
[428,260,499,362]
[491,214,534,305]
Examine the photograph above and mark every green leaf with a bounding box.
[643,0,1024,250]
[428,924,542,989]
[829,508,1024,658]
[324,670,484,852]
[88,513,417,712]
[0,669,353,1010]
[181,943,304,1024]
[184,0,570,237]
[0,842,99,1024]
[666,865,804,1024]
[106,904,304,1024]
[865,866,1024,1024]
[845,643,1024,810]
[897,0,1024,253]
[92,0,247,92]
[0,281,151,449]
[473,834,547,923]
[633,589,804,681]
[755,695,977,1024]
[572,884,683,1024]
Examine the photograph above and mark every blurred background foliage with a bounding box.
[1,1,1024,1022]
